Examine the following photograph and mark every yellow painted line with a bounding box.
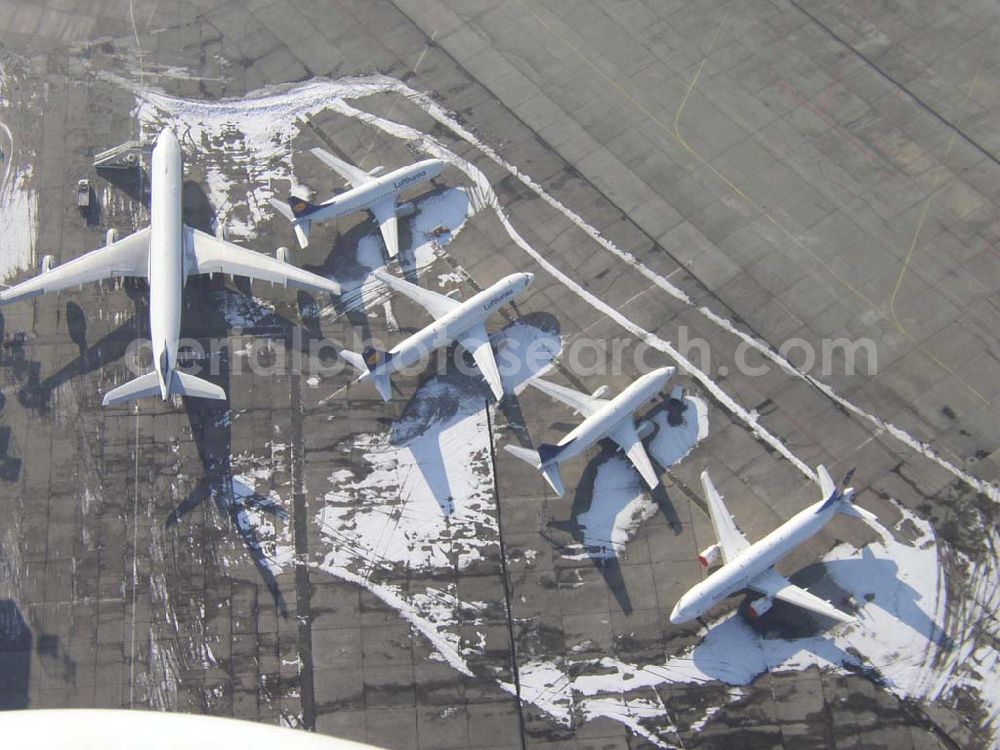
[514,0,991,405]
[886,57,986,403]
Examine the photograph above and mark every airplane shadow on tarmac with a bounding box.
[690,545,950,685]
[797,550,951,647]
[382,311,562,518]
[167,279,300,618]
[542,398,686,615]
[0,598,31,709]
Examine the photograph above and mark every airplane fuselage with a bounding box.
[364,272,532,381]
[311,159,445,222]
[148,129,186,400]
[670,497,846,623]
[544,367,672,465]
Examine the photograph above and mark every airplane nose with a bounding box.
[523,272,535,285]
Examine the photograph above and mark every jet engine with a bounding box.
[276,246,291,264]
[105,228,118,246]
[40,255,56,273]
[697,543,721,568]
[747,596,773,619]
[397,201,416,218]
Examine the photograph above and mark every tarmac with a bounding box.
[0,0,999,748]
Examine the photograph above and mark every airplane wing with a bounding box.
[456,321,503,400]
[607,419,659,489]
[183,227,341,296]
[310,148,374,188]
[370,196,399,259]
[372,268,459,319]
[0,228,150,304]
[528,377,609,417]
[700,471,751,562]
[750,568,855,623]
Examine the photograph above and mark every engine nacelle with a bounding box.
[697,543,721,568]
[276,246,291,264]
[747,596,773,619]
[106,228,119,246]
[397,201,416,218]
[40,255,56,273]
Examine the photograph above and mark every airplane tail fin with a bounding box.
[817,464,855,510]
[268,197,313,248]
[170,371,226,401]
[816,464,876,522]
[537,442,570,466]
[102,371,162,406]
[504,445,565,496]
[288,195,322,218]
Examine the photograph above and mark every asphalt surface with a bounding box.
[0,0,998,748]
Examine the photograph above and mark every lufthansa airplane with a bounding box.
[0,128,343,406]
[269,149,446,257]
[670,467,877,624]
[339,268,533,400]
[505,367,674,496]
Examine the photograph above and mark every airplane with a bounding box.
[269,149,446,257]
[504,367,674,496]
[669,466,878,625]
[338,268,534,401]
[0,128,343,407]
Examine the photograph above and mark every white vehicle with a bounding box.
[269,149,446,257]
[670,467,878,624]
[339,268,534,401]
[0,128,343,406]
[505,367,674,496]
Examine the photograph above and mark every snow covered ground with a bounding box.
[566,399,708,560]
[0,66,37,281]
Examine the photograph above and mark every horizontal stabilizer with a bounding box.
[339,348,393,400]
[372,370,392,401]
[170,371,226,401]
[504,444,541,468]
[541,464,565,497]
[293,220,311,249]
[836,502,879,524]
[338,348,368,375]
[102,371,161,406]
[505,445,565,496]
[268,197,294,221]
